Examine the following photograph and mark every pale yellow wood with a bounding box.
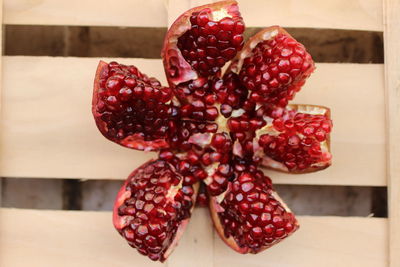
[383,0,400,266]
[271,63,386,186]
[167,0,190,28]
[0,208,387,267]
[166,208,214,267]
[214,216,388,267]
[0,57,385,186]
[4,0,382,31]
[0,0,3,205]
[3,0,168,27]
[190,0,383,31]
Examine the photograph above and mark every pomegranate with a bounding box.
[113,160,199,262]
[92,0,333,261]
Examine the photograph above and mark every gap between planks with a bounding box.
[3,0,383,31]
[0,208,388,267]
[0,57,386,187]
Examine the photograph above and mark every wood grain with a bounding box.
[0,57,385,186]
[3,0,168,27]
[0,208,387,267]
[383,0,400,266]
[4,0,382,31]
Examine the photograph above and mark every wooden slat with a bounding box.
[0,57,385,186]
[214,215,388,267]
[185,0,382,31]
[0,0,3,206]
[0,208,387,267]
[383,0,400,266]
[4,0,382,31]
[3,0,168,27]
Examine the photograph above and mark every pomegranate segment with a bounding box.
[256,105,332,173]
[113,160,198,262]
[162,0,244,91]
[227,26,315,108]
[209,169,298,253]
[92,61,176,151]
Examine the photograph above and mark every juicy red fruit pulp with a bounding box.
[177,9,245,77]
[93,61,175,151]
[214,171,298,253]
[113,160,196,262]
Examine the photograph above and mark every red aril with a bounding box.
[113,159,199,262]
[255,104,332,173]
[209,162,298,253]
[227,26,315,108]
[162,0,244,100]
[92,61,176,151]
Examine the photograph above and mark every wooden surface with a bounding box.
[4,0,383,31]
[0,56,385,186]
[383,0,400,266]
[0,208,388,267]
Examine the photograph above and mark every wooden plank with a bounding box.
[0,208,213,267]
[213,215,388,267]
[190,0,383,31]
[383,0,400,266]
[4,0,382,31]
[0,57,385,186]
[0,0,3,206]
[0,208,387,267]
[3,0,167,27]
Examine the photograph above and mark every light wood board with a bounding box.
[383,0,400,266]
[0,208,388,267]
[191,0,383,31]
[0,57,385,186]
[4,0,382,31]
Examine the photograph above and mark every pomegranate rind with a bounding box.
[257,104,332,173]
[92,61,170,151]
[112,160,199,262]
[161,0,241,87]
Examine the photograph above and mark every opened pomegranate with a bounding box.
[92,0,333,261]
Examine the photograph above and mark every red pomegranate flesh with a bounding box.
[92,61,176,151]
[227,26,315,108]
[209,166,298,253]
[113,159,198,262]
[92,0,333,261]
[256,105,332,172]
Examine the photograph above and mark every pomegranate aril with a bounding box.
[113,160,197,262]
[257,106,332,172]
[210,168,298,253]
[176,6,244,77]
[93,61,175,151]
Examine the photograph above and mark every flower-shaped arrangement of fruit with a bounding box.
[92,0,333,262]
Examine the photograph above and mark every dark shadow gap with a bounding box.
[0,178,387,217]
[5,25,383,63]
